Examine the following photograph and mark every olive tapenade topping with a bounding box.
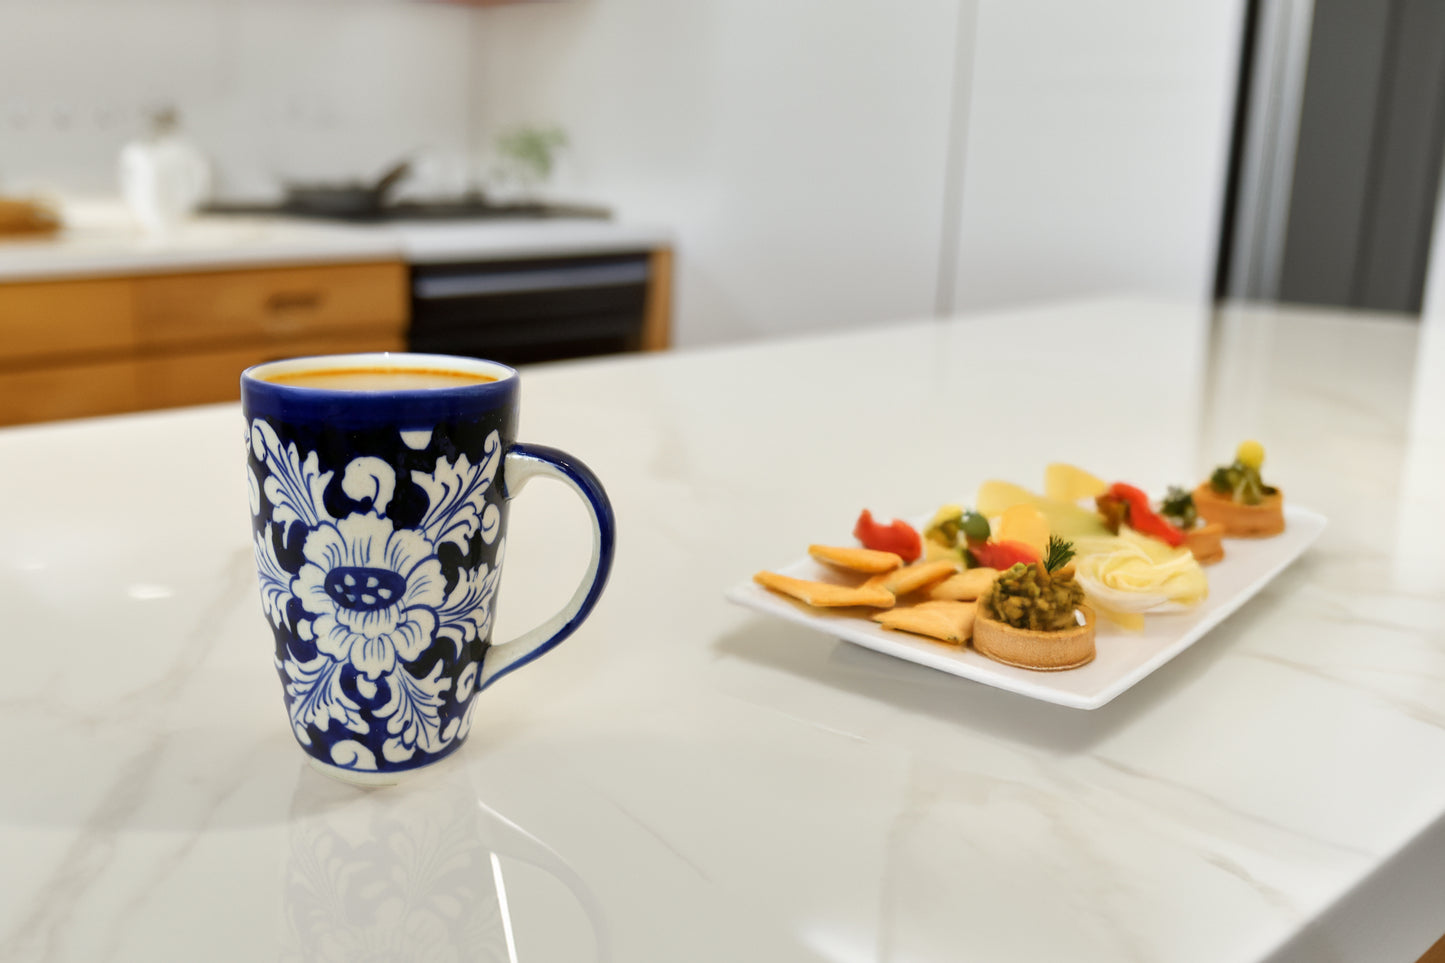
[1208,440,1278,506]
[984,536,1086,633]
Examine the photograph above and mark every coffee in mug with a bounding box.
[261,366,498,391]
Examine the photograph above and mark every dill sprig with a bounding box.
[1042,534,1076,573]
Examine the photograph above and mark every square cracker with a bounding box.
[928,567,1000,601]
[807,544,902,573]
[872,600,977,643]
[864,559,958,598]
[753,571,896,608]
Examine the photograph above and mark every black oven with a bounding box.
[408,252,653,366]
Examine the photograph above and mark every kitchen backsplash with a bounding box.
[0,0,477,200]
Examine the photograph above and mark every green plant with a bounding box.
[495,126,568,187]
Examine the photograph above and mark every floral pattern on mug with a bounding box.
[294,514,445,680]
[249,416,505,769]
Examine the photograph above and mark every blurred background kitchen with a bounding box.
[1,0,1442,426]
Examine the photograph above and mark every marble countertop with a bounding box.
[1,297,1442,962]
[0,199,672,281]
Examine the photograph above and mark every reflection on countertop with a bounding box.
[284,768,605,962]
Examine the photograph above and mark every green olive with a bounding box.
[961,511,991,542]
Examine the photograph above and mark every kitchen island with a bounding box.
[1,297,1441,962]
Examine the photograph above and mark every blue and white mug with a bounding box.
[241,353,615,786]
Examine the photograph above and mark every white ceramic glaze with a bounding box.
[1,297,1442,963]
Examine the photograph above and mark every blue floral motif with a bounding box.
[412,435,503,551]
[436,557,503,657]
[380,660,452,763]
[277,652,367,746]
[253,530,294,631]
[294,514,445,679]
[250,419,333,543]
[327,740,377,771]
[250,418,505,771]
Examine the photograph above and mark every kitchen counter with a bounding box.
[2,297,1442,962]
[0,200,675,427]
[386,217,676,265]
[0,199,672,282]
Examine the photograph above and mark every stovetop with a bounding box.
[202,197,611,224]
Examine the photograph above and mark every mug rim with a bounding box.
[241,352,520,430]
[242,352,518,392]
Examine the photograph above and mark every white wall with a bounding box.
[471,0,963,347]
[0,0,475,200]
[949,0,1246,311]
[472,0,1246,346]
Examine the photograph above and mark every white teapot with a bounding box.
[118,108,210,236]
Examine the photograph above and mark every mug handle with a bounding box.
[478,443,616,691]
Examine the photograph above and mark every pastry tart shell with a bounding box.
[973,603,1095,671]
[1192,483,1285,537]
[1183,520,1226,564]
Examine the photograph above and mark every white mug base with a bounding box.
[305,755,454,788]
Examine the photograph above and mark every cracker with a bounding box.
[807,544,902,574]
[872,600,977,643]
[753,571,896,608]
[864,559,958,597]
[928,567,1001,601]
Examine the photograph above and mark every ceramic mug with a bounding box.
[241,353,615,786]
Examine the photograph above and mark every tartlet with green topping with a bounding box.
[973,537,1096,671]
[1192,440,1285,538]
[1159,486,1226,564]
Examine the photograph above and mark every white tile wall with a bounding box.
[0,0,476,199]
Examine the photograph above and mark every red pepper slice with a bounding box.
[853,509,922,562]
[969,539,1040,570]
[1109,482,1184,547]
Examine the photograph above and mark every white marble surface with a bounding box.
[387,219,673,266]
[0,199,671,281]
[1,297,1441,962]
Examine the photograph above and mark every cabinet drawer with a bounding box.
[134,262,408,347]
[0,330,404,426]
[135,331,407,410]
[0,358,140,426]
[0,277,136,363]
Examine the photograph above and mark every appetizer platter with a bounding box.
[727,444,1327,709]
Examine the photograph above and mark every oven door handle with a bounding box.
[413,262,651,300]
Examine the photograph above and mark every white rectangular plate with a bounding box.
[726,506,1326,709]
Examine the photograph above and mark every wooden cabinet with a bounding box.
[132,263,406,348]
[0,261,407,426]
[0,358,142,426]
[0,277,138,363]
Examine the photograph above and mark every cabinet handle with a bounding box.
[412,262,650,300]
[265,290,324,313]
